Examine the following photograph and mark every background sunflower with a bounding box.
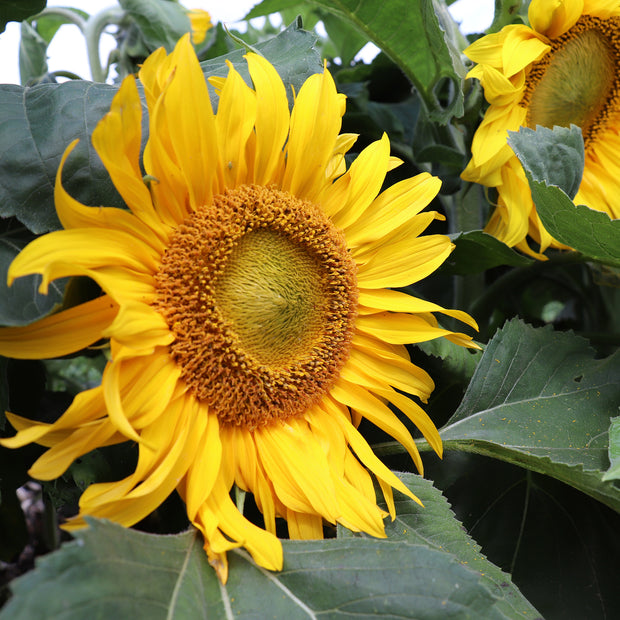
[462,0,620,256]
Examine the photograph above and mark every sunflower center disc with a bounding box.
[213,229,326,367]
[524,16,620,145]
[154,184,358,429]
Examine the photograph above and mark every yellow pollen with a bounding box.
[154,184,358,429]
[522,15,620,147]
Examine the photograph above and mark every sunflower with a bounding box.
[461,0,620,257]
[0,35,476,582]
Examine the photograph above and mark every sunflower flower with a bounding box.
[0,35,477,582]
[461,0,620,257]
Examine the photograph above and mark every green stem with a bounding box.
[469,251,586,322]
[49,70,84,81]
[373,439,433,458]
[487,0,523,34]
[37,7,86,31]
[83,8,125,82]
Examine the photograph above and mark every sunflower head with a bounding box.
[0,35,477,582]
[462,0,620,257]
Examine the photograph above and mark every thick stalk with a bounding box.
[83,8,125,82]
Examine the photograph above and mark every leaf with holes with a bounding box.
[440,319,620,511]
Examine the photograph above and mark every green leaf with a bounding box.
[0,228,65,325]
[0,81,126,233]
[119,0,192,52]
[508,124,584,199]
[0,0,46,33]
[440,319,620,511]
[425,452,620,619]
[529,181,620,267]
[18,21,48,85]
[602,416,620,482]
[19,10,84,84]
[1,517,523,619]
[415,336,483,386]
[441,231,534,275]
[508,124,620,267]
[199,19,321,108]
[0,23,320,234]
[319,11,369,65]
[341,473,541,618]
[250,0,466,122]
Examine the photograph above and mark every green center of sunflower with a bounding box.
[154,184,358,429]
[523,16,620,146]
[213,229,325,367]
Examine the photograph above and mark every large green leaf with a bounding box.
[341,473,541,618]
[0,0,46,32]
[2,516,521,619]
[602,416,620,482]
[529,181,620,268]
[248,0,467,122]
[442,230,534,275]
[119,0,192,53]
[508,125,584,200]
[440,319,620,511]
[199,19,322,109]
[425,452,620,619]
[0,230,65,326]
[0,81,126,233]
[0,22,321,235]
[508,125,620,267]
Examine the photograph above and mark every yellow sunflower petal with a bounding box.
[343,345,434,400]
[358,288,479,330]
[529,0,583,37]
[325,395,423,506]
[215,61,258,188]
[1,385,107,449]
[55,141,167,251]
[344,173,441,247]
[186,407,222,521]
[29,420,120,480]
[91,77,162,230]
[330,134,391,229]
[356,235,453,289]
[0,296,117,360]
[254,420,340,521]
[501,26,550,76]
[160,35,222,211]
[282,68,344,201]
[246,53,289,185]
[356,312,457,345]
[201,476,283,572]
[102,303,173,352]
[331,379,424,474]
[287,509,324,539]
[8,229,159,294]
